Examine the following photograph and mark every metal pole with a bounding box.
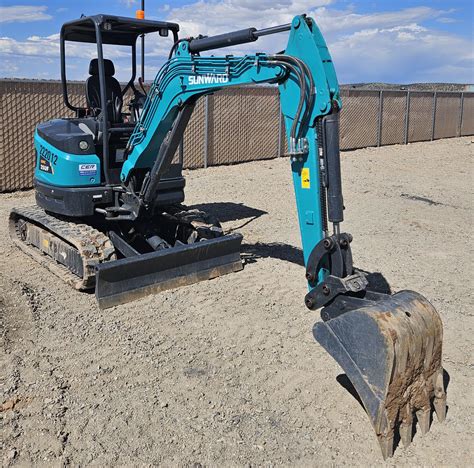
[458,92,464,137]
[179,139,184,165]
[404,91,411,145]
[431,91,437,141]
[95,21,110,185]
[141,0,145,81]
[277,101,283,156]
[377,90,383,147]
[253,23,292,38]
[203,95,210,168]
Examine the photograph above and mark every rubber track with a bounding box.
[9,205,115,290]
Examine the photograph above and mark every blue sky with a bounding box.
[0,0,472,83]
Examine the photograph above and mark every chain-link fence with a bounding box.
[1,80,472,191]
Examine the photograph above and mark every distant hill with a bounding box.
[341,83,473,92]
[2,78,473,92]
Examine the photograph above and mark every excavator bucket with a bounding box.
[313,290,446,459]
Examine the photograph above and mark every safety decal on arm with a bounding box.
[301,167,310,189]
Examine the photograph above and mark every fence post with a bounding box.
[458,92,464,137]
[404,91,410,144]
[377,90,383,146]
[203,94,210,168]
[431,91,437,141]
[179,139,184,165]
[277,101,283,156]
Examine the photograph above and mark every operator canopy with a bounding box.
[60,14,179,45]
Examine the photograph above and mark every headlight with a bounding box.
[79,140,89,151]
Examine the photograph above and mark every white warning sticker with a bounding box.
[79,163,97,176]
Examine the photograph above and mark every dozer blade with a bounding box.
[313,290,446,459]
[95,233,243,309]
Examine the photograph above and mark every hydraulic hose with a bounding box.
[168,39,188,59]
[265,57,306,147]
[272,54,315,140]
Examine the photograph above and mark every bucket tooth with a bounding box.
[399,422,413,448]
[416,408,431,435]
[378,434,394,460]
[399,406,414,448]
[313,290,444,459]
[433,370,447,422]
[433,396,447,423]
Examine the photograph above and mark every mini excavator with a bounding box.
[9,13,447,458]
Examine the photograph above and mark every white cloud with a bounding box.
[119,0,138,7]
[162,1,471,83]
[0,0,470,83]
[436,17,457,24]
[0,5,52,23]
[0,59,19,73]
[166,2,446,37]
[0,30,172,80]
[313,6,449,33]
[0,35,59,58]
[330,24,474,83]
[167,0,332,37]
[162,2,459,61]
[0,34,132,60]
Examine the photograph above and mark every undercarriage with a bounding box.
[10,204,243,307]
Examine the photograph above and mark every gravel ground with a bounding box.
[1,137,473,466]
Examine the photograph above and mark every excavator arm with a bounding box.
[118,15,370,330]
[119,16,343,285]
[110,15,446,458]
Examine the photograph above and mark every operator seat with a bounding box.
[86,58,123,124]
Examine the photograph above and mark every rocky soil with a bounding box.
[1,137,473,466]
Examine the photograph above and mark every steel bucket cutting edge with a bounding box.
[313,290,446,459]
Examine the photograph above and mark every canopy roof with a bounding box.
[61,14,179,46]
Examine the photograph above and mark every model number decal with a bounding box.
[79,163,97,176]
[39,145,58,165]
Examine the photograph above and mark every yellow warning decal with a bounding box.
[301,168,310,189]
[42,239,49,249]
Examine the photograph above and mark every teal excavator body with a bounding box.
[10,13,446,459]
